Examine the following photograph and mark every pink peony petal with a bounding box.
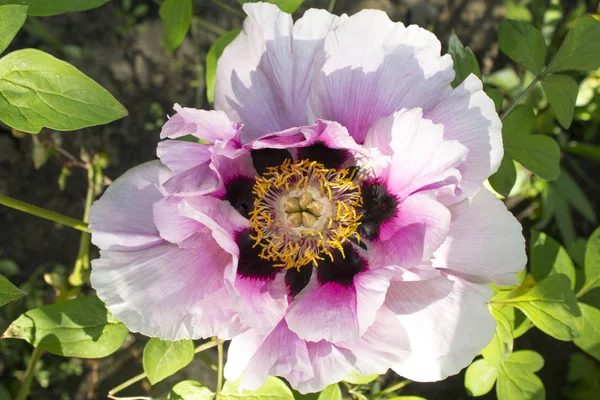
[161,104,239,142]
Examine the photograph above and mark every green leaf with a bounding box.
[530,230,576,289]
[482,305,514,365]
[206,29,241,105]
[0,49,128,134]
[317,384,342,400]
[502,105,560,180]
[221,376,294,399]
[0,273,26,307]
[579,228,600,296]
[236,0,304,14]
[344,371,379,385]
[448,31,481,88]
[496,274,581,340]
[541,74,579,129]
[485,86,504,112]
[0,0,110,16]
[498,20,546,75]
[159,0,192,52]
[553,169,596,224]
[168,380,214,400]
[497,350,545,400]
[465,358,498,396]
[488,155,517,197]
[574,303,600,361]
[0,4,27,54]
[2,296,128,358]
[546,15,600,73]
[388,397,427,400]
[143,338,195,385]
[563,142,600,163]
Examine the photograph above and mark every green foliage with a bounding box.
[498,19,546,75]
[0,49,128,133]
[496,350,545,400]
[236,0,304,14]
[143,338,195,385]
[2,296,129,358]
[315,384,342,400]
[494,273,581,340]
[541,74,578,129]
[546,15,600,73]
[566,353,600,400]
[465,358,498,396]
[344,371,379,385]
[0,4,27,54]
[579,227,600,296]
[530,230,576,289]
[481,305,514,365]
[0,0,110,16]
[573,303,600,361]
[206,29,241,105]
[488,155,517,197]
[168,380,214,400]
[159,0,193,52]
[221,376,295,399]
[447,32,481,88]
[501,105,560,180]
[0,273,26,307]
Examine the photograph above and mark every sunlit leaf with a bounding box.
[498,19,546,74]
[482,305,514,365]
[495,274,581,340]
[0,49,128,134]
[579,228,600,297]
[546,15,600,73]
[344,371,379,385]
[0,4,27,54]
[168,380,214,400]
[0,0,110,16]
[221,376,294,399]
[143,338,195,385]
[237,0,304,13]
[530,231,576,289]
[465,358,498,396]
[206,29,240,105]
[574,303,600,361]
[0,273,26,307]
[2,296,128,358]
[541,74,578,129]
[448,31,481,87]
[496,350,545,400]
[159,0,192,52]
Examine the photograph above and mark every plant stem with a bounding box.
[328,0,337,13]
[195,339,219,354]
[211,0,245,17]
[500,74,543,121]
[367,379,412,400]
[196,17,227,36]
[108,372,146,396]
[0,195,89,233]
[216,340,224,399]
[16,347,42,400]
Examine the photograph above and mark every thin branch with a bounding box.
[16,347,43,400]
[211,0,245,17]
[367,379,412,400]
[328,0,337,13]
[216,340,224,399]
[500,74,543,121]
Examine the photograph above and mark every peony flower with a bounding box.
[89,3,526,393]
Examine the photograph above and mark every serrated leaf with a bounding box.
[502,105,560,180]
[546,15,600,73]
[168,380,214,400]
[0,49,128,134]
[0,273,26,307]
[465,358,498,396]
[0,0,110,16]
[579,228,600,297]
[497,350,545,400]
[448,31,481,87]
[0,4,27,54]
[206,29,240,105]
[530,231,576,289]
[143,338,194,385]
[574,302,600,361]
[236,0,304,13]
[159,0,192,52]
[2,296,128,358]
[495,274,581,340]
[488,155,517,197]
[221,376,294,399]
[541,74,578,129]
[498,19,546,74]
[482,305,514,365]
[344,371,379,385]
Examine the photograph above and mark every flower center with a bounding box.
[249,159,363,270]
